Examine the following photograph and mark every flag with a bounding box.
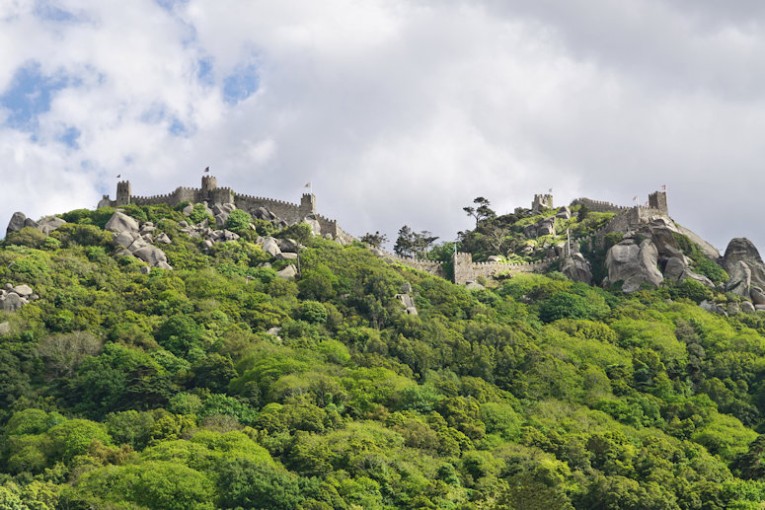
[548,188,553,194]
[116,174,121,178]
[661,184,666,191]
[204,166,210,173]
[632,196,638,201]
[304,182,312,188]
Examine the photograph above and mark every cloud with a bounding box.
[1,0,764,254]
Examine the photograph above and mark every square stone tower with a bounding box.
[648,191,668,215]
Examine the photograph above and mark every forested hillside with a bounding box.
[2,202,765,509]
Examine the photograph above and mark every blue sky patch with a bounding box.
[222,64,260,105]
[34,1,84,23]
[59,126,80,148]
[155,0,188,13]
[197,58,215,86]
[0,62,71,131]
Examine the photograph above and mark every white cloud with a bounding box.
[1,0,764,253]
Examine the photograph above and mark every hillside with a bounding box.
[2,199,765,509]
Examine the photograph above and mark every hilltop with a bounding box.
[2,181,765,508]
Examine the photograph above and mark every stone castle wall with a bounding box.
[570,197,630,214]
[99,177,351,242]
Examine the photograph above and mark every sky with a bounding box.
[1,0,764,253]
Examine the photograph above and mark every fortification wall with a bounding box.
[571,198,630,214]
[384,252,445,277]
[235,194,304,224]
[452,252,556,284]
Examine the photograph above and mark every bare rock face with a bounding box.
[37,216,66,235]
[277,264,297,279]
[132,245,173,270]
[105,211,140,234]
[726,260,752,297]
[561,252,593,284]
[261,237,282,257]
[6,212,28,236]
[724,238,765,293]
[605,237,663,292]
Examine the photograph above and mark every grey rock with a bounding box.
[605,238,663,292]
[114,231,136,248]
[156,233,172,245]
[37,216,66,235]
[663,256,687,282]
[277,264,297,279]
[222,230,239,242]
[2,293,23,312]
[487,255,503,262]
[105,212,140,234]
[724,238,765,289]
[204,240,214,249]
[261,237,282,257]
[396,293,418,315]
[23,218,39,229]
[214,213,229,227]
[700,300,727,316]
[304,218,322,236]
[465,281,485,291]
[132,245,172,270]
[752,286,765,306]
[267,327,282,337]
[278,252,298,261]
[6,212,27,235]
[726,260,753,297]
[401,282,413,294]
[556,207,571,219]
[728,302,741,315]
[756,304,765,312]
[182,204,194,216]
[0,322,10,336]
[140,265,151,274]
[12,285,33,297]
[561,252,593,284]
[537,218,556,236]
[178,220,189,228]
[742,301,756,314]
[277,238,299,253]
[127,238,150,253]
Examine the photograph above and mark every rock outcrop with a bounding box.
[0,283,37,312]
[724,238,765,294]
[6,212,67,237]
[561,252,593,284]
[605,237,663,292]
[107,212,173,270]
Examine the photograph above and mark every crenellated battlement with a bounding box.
[99,175,352,242]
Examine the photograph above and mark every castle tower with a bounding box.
[201,175,218,193]
[532,193,554,213]
[299,193,316,217]
[453,252,476,285]
[648,191,668,215]
[116,181,131,206]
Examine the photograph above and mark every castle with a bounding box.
[98,176,354,243]
[391,190,672,285]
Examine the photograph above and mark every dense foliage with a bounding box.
[1,203,765,508]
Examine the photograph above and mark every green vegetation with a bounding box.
[0,203,764,508]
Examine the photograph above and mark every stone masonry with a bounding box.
[99,176,354,243]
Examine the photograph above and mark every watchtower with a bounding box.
[201,175,218,193]
[116,181,131,206]
[648,191,668,215]
[299,193,317,217]
[532,193,554,213]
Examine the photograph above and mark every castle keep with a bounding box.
[99,176,354,243]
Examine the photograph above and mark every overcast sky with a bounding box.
[1,0,764,253]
